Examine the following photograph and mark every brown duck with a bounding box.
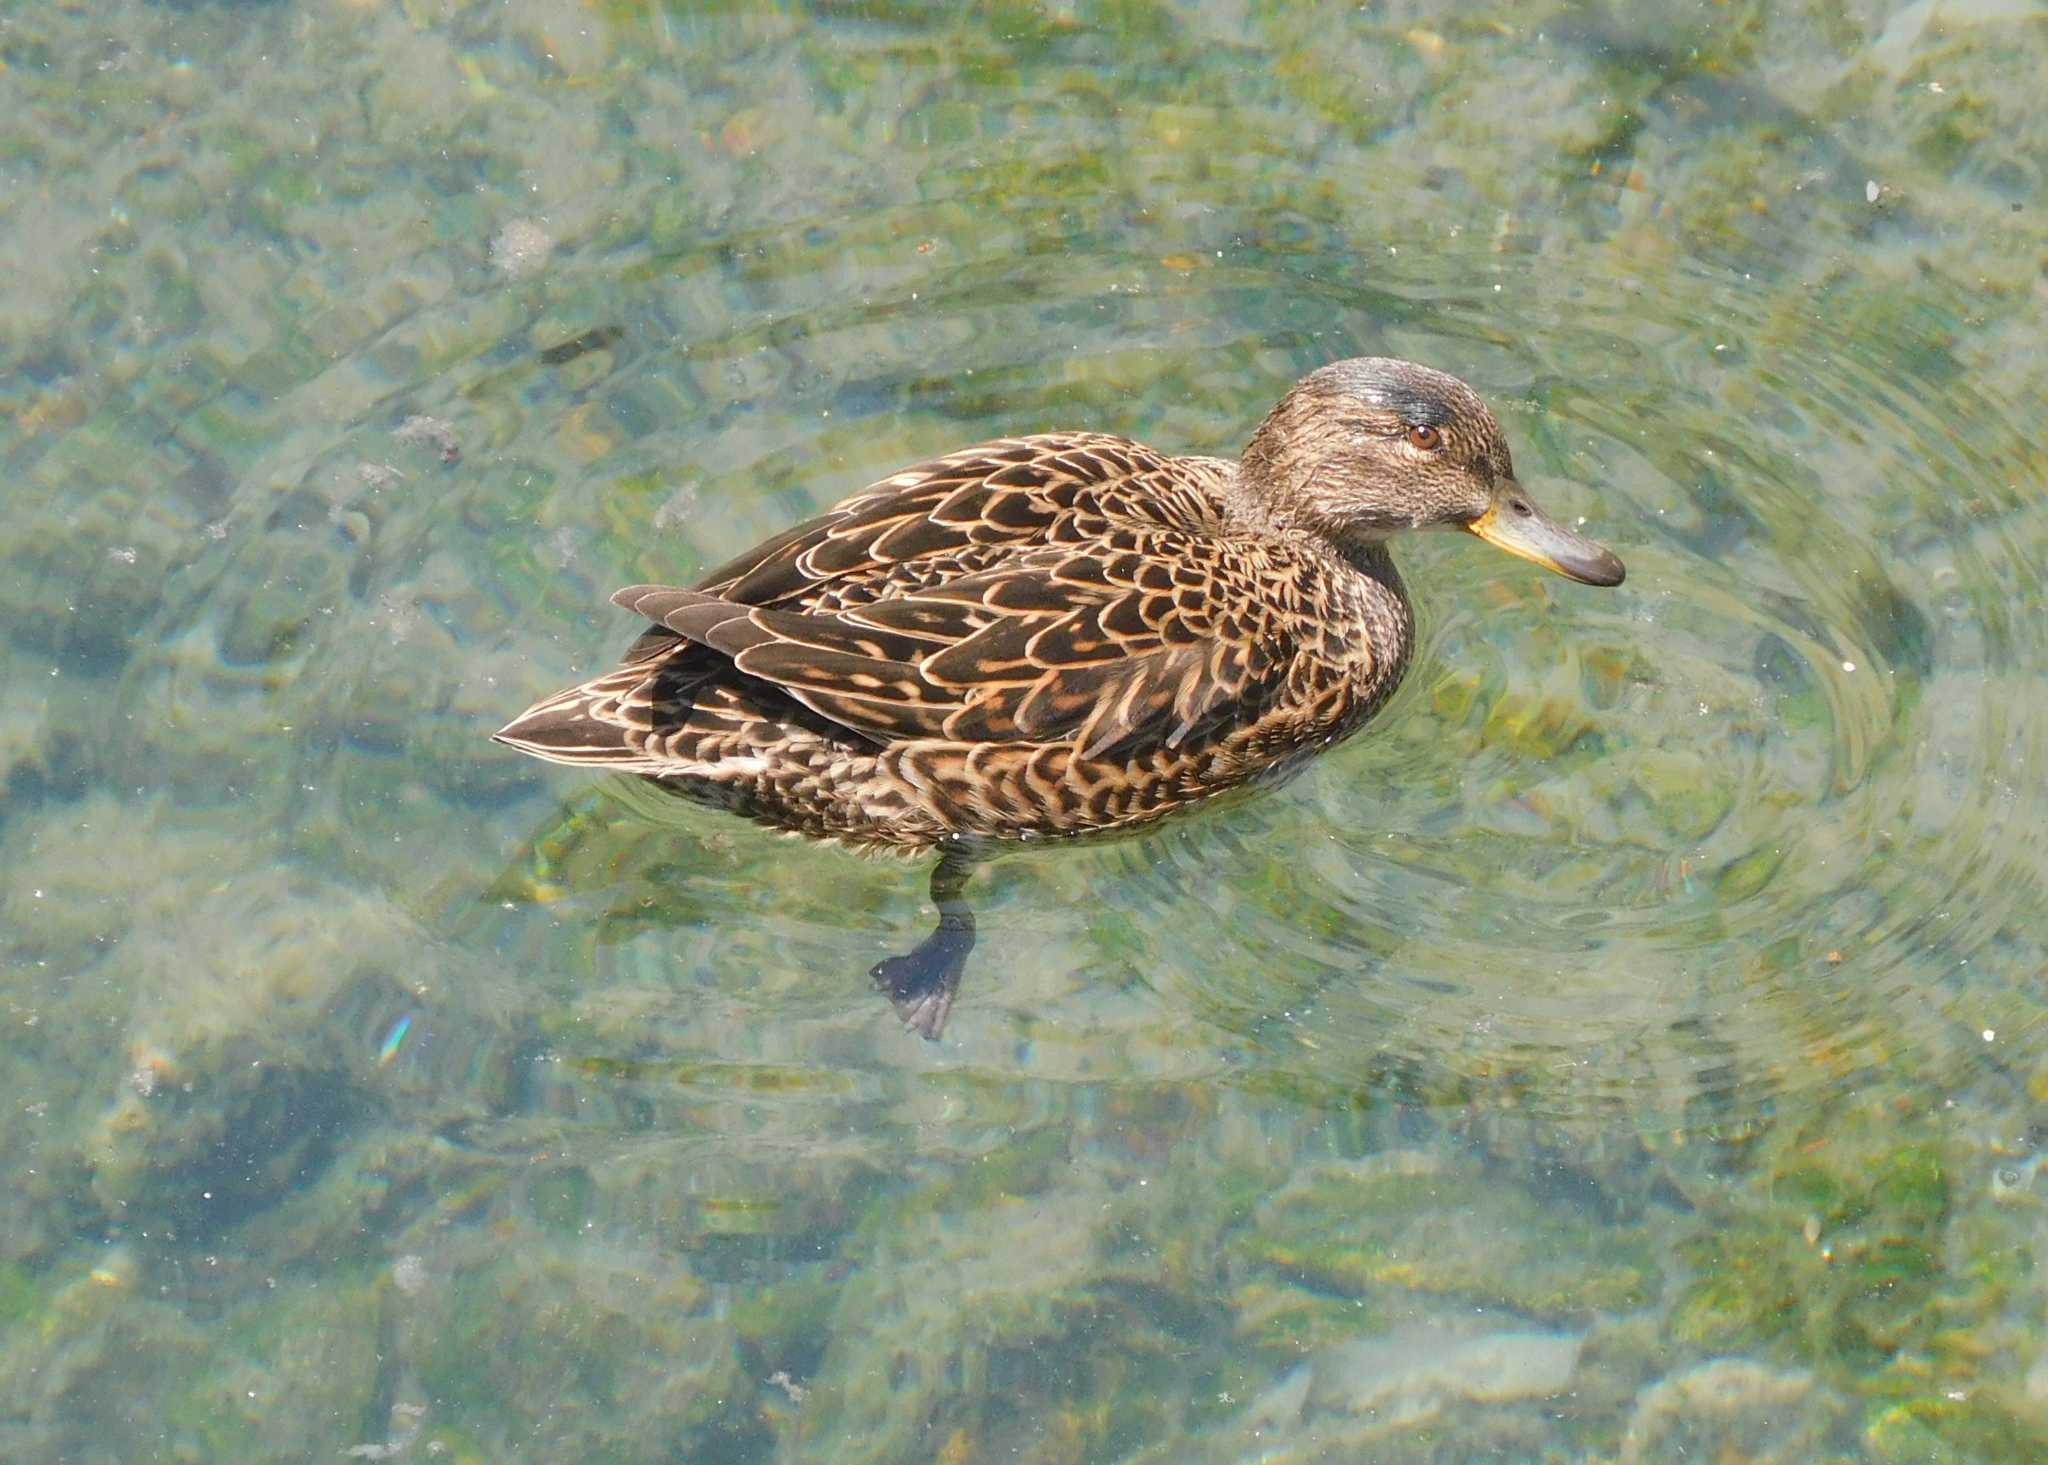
[496,358,1625,1035]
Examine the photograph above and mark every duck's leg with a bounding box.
[870,848,979,1040]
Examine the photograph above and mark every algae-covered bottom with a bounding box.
[1,1,2046,1462]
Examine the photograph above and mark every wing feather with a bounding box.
[612,524,1298,758]
[604,436,1297,758]
[691,433,1188,609]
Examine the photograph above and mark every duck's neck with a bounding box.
[1339,534,1401,585]
[1217,459,1405,593]
[1227,402,1319,539]
[1213,464,1294,538]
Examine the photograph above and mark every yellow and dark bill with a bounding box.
[1467,488,1625,587]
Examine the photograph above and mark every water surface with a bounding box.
[2,2,2046,1460]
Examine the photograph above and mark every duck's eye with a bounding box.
[1405,424,1443,451]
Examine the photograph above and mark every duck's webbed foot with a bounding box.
[871,926,973,1039]
[870,850,978,1040]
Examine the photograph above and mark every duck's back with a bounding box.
[495,432,1396,849]
[697,433,1234,614]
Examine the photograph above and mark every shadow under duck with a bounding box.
[496,358,1625,1036]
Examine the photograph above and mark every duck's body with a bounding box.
[500,432,1414,850]
[497,358,1625,1034]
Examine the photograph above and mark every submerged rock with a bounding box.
[1619,1356,1847,1463]
[1236,1152,1657,1319]
[1311,1321,1584,1423]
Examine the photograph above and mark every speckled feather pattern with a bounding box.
[499,429,1408,849]
[495,358,1615,852]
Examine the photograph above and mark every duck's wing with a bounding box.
[687,433,1212,611]
[500,435,1236,766]
[614,532,1307,760]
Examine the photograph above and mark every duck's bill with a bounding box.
[1466,499,1626,587]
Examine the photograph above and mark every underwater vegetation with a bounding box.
[0,0,2045,1461]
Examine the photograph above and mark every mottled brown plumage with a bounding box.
[496,358,1625,1035]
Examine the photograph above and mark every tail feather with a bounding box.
[496,626,828,785]
[493,672,658,770]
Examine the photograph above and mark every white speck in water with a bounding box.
[490,218,553,279]
[395,414,460,463]
[392,1254,428,1295]
[651,483,700,532]
[1984,1030,1996,1043]
[1865,179,1881,203]
[1842,660,1857,672]
[108,546,137,565]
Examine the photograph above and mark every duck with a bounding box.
[495,357,1625,1037]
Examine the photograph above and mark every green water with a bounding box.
[3,0,2046,1459]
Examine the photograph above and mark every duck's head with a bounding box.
[1240,357,1625,587]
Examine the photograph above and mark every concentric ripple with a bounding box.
[115,47,2026,1135]
[1094,242,2047,1126]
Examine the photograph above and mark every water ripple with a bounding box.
[411,123,2048,1131]
[1079,237,2048,1126]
